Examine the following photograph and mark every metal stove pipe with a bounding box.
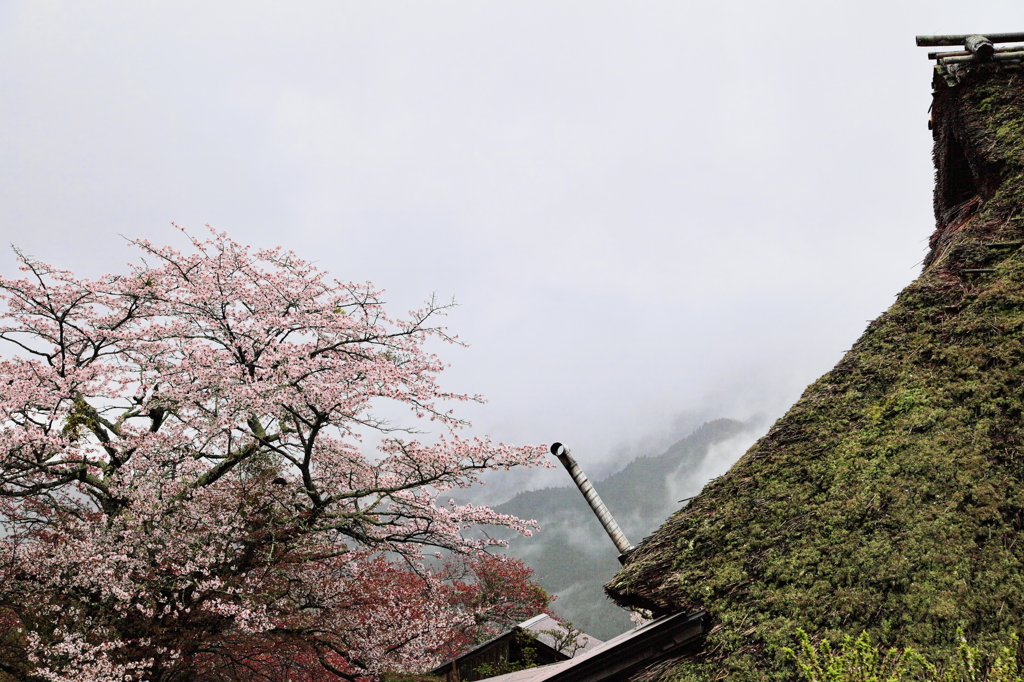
[550,442,634,563]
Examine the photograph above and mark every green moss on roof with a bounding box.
[606,65,1024,682]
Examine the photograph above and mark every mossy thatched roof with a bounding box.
[605,64,1024,682]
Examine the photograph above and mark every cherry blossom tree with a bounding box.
[0,228,549,682]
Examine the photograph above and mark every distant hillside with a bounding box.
[495,418,756,640]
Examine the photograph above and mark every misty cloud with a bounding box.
[2,0,1022,549]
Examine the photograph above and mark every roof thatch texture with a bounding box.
[605,63,1024,682]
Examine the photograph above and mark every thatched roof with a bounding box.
[605,60,1024,682]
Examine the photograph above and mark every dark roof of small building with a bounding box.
[473,611,707,682]
[430,614,603,678]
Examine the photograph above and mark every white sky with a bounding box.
[2,1,1021,496]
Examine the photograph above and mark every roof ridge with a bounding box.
[517,614,551,629]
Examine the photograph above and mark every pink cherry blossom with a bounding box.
[0,227,550,682]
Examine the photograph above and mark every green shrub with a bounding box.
[473,633,540,678]
[785,629,1023,682]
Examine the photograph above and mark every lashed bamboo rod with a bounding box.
[917,32,1024,47]
[938,51,1024,65]
[928,45,1024,59]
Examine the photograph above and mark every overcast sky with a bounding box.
[2,1,1021,498]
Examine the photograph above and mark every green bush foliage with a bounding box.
[785,629,1023,682]
[473,633,540,678]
